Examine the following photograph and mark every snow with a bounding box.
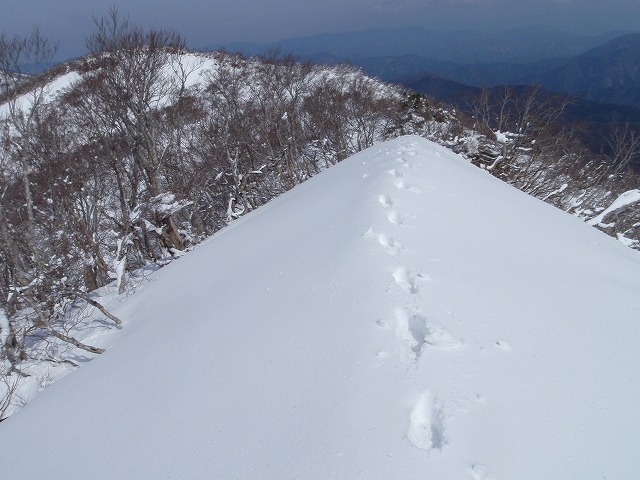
[0,308,9,346]
[616,232,638,247]
[494,130,508,143]
[587,188,640,226]
[0,71,80,117]
[2,136,640,479]
[542,182,568,201]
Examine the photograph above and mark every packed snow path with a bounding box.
[2,136,640,479]
[369,141,481,454]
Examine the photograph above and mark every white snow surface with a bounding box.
[0,308,9,346]
[2,136,640,479]
[587,188,640,226]
[0,71,81,117]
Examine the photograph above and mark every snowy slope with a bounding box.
[2,136,640,479]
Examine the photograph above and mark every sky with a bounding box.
[1,0,639,60]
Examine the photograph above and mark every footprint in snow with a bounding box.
[378,195,393,208]
[407,390,446,451]
[395,307,463,364]
[395,307,429,365]
[378,233,403,256]
[388,168,403,178]
[393,178,422,193]
[393,178,407,190]
[392,266,419,294]
[387,210,404,225]
[470,464,491,480]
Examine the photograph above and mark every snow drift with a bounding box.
[2,136,640,479]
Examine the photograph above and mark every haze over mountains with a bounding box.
[217,26,629,64]
[394,33,640,106]
[217,27,640,108]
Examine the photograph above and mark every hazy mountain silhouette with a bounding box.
[215,27,629,64]
[214,28,640,106]
[389,34,640,105]
[529,33,640,104]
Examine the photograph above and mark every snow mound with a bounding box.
[2,136,640,479]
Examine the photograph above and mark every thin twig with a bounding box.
[76,293,122,325]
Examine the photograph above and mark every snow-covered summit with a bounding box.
[2,136,639,479]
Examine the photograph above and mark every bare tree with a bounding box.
[0,28,115,381]
[0,28,58,266]
[469,85,582,194]
[603,123,640,176]
[80,8,190,290]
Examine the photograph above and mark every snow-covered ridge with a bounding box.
[1,136,639,479]
[0,48,407,418]
[1,47,639,428]
[1,50,401,115]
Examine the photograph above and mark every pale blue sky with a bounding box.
[2,0,638,59]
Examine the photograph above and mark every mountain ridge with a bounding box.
[215,28,640,106]
[214,26,633,64]
[389,33,640,105]
[2,136,639,479]
[2,46,640,431]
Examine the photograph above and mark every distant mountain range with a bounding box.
[391,33,640,106]
[213,27,640,107]
[214,26,630,65]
